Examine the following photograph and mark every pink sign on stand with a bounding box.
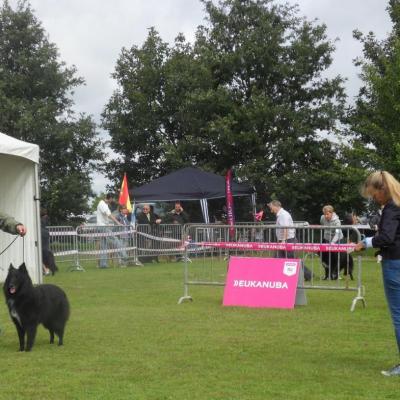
[223,257,301,309]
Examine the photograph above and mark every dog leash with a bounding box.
[0,235,19,256]
[22,235,25,262]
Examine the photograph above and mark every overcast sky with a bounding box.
[8,0,393,193]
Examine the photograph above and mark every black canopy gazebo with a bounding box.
[131,167,256,222]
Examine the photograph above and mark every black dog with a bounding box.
[42,248,58,275]
[3,263,70,352]
[320,251,354,280]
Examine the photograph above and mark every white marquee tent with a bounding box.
[0,132,42,283]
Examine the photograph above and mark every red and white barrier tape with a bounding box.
[188,241,356,253]
[50,230,77,236]
[136,231,182,243]
[78,246,137,256]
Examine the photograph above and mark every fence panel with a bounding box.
[178,224,365,311]
[136,224,186,262]
[75,224,141,268]
[48,226,79,268]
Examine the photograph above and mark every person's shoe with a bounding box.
[381,364,400,376]
[132,260,143,267]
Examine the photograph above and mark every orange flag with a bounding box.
[119,173,132,212]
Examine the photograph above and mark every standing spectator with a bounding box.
[136,204,162,263]
[0,211,26,236]
[355,171,400,377]
[320,205,344,244]
[117,205,142,266]
[96,193,127,268]
[136,204,162,225]
[267,200,296,258]
[167,201,189,262]
[213,205,228,224]
[116,205,134,263]
[369,208,383,231]
[116,204,130,229]
[40,208,58,276]
[343,212,360,244]
[168,201,189,225]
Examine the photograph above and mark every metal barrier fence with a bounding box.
[178,224,365,311]
[75,224,138,269]
[50,224,186,269]
[49,223,366,310]
[48,226,79,269]
[136,224,186,262]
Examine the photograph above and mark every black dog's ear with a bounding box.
[8,263,15,271]
[18,263,28,273]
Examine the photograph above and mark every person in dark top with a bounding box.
[136,204,161,263]
[168,201,189,225]
[136,204,162,225]
[355,171,400,377]
[343,212,359,244]
[40,208,58,276]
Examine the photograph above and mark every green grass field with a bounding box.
[0,257,399,400]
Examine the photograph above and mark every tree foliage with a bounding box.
[103,0,361,221]
[0,0,104,222]
[350,0,400,177]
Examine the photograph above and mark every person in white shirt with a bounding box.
[268,200,296,258]
[97,193,120,226]
[96,193,127,268]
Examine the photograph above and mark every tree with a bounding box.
[103,0,352,221]
[0,0,104,223]
[102,27,170,186]
[350,0,400,177]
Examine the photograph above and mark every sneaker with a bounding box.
[132,260,143,267]
[381,364,400,376]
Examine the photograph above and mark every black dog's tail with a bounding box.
[43,249,58,275]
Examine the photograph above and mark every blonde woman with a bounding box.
[320,205,343,244]
[355,171,400,377]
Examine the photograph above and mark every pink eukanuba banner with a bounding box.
[223,257,301,309]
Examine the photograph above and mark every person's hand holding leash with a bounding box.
[16,224,27,237]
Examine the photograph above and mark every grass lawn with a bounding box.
[0,257,399,399]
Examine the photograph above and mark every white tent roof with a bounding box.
[0,132,39,163]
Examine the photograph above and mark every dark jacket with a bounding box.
[372,201,400,259]
[41,215,50,251]
[167,210,189,225]
[136,212,160,225]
